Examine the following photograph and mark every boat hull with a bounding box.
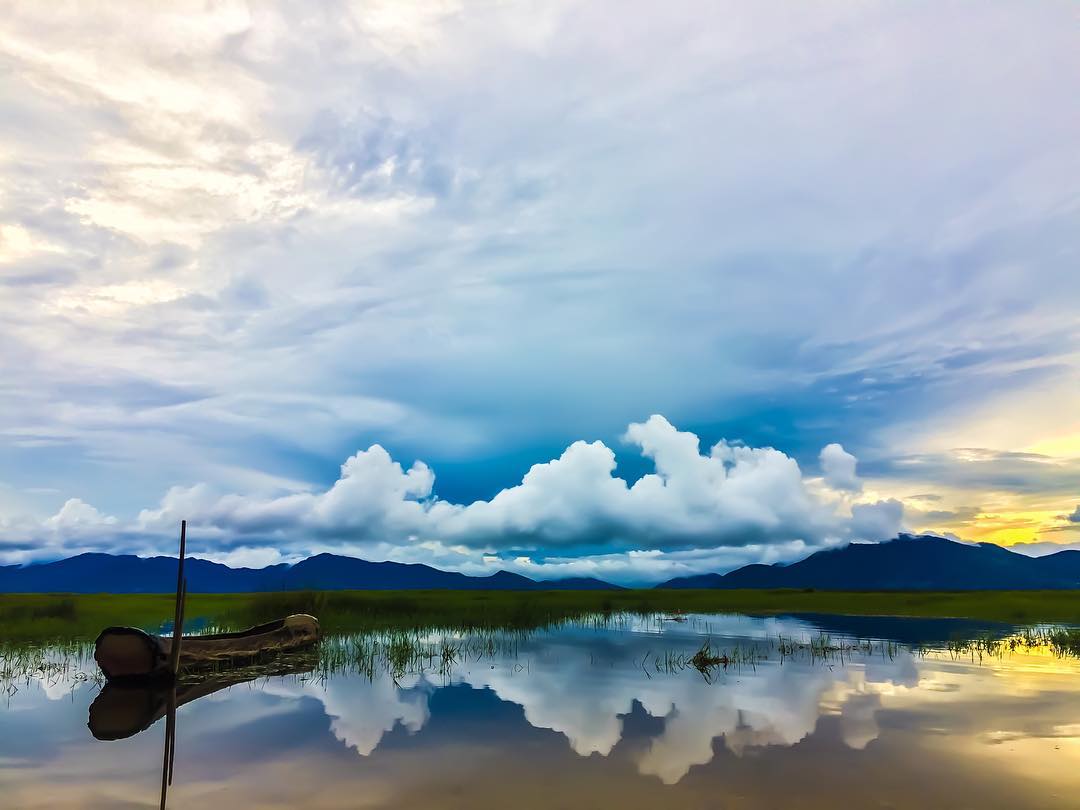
[94,614,321,681]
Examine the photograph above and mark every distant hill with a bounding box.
[657,534,1080,590]
[7,535,1077,594]
[0,552,621,594]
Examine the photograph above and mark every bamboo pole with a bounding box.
[173,579,187,676]
[160,519,186,808]
[159,687,175,809]
[168,520,187,674]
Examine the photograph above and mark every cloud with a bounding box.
[42,498,117,533]
[136,444,436,542]
[819,443,861,492]
[1004,540,1080,558]
[4,416,913,581]
[0,3,1076,561]
[0,1,1075,570]
[871,449,1080,495]
[849,499,905,542]
[1066,505,1080,523]
[134,416,870,555]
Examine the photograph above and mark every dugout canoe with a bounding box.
[93,614,321,682]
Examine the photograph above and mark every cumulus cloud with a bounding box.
[1067,505,1080,523]
[848,498,905,543]
[819,443,861,492]
[42,498,117,533]
[138,446,436,541]
[5,416,913,581]
[134,416,868,554]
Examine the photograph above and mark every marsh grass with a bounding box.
[679,633,905,680]
[941,627,1080,662]
[8,588,1080,644]
[0,640,101,701]
[5,586,1080,698]
[772,633,901,664]
[5,619,1080,699]
[1047,627,1080,657]
[686,640,765,681]
[312,628,524,682]
[2,597,77,622]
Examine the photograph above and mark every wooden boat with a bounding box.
[94,614,321,681]
[93,520,321,683]
[86,523,322,809]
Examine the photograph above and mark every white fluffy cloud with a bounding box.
[819,443,862,493]
[138,446,436,541]
[6,415,907,581]
[849,498,905,543]
[42,498,117,533]
[135,415,891,552]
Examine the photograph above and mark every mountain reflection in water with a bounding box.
[3,613,1079,809]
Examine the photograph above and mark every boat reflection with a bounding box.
[88,655,318,808]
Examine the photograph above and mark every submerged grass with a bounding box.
[5,588,1080,643]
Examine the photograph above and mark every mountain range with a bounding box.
[0,552,620,593]
[3,534,1079,593]
[657,534,1080,590]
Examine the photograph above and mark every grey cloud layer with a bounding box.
[0,2,1077,563]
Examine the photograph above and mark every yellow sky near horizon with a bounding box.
[886,433,1080,547]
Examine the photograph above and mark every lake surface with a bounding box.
[3,613,1080,809]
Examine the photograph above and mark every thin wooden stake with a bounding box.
[158,520,186,809]
[160,687,175,809]
[168,520,186,674]
[167,680,178,784]
[173,579,187,676]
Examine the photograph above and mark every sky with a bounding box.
[0,1,1078,584]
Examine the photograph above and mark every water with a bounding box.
[3,613,1080,808]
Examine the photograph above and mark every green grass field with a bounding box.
[2,588,1080,642]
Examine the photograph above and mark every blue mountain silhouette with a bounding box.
[657,534,1080,590]
[4,534,1078,593]
[0,551,620,593]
